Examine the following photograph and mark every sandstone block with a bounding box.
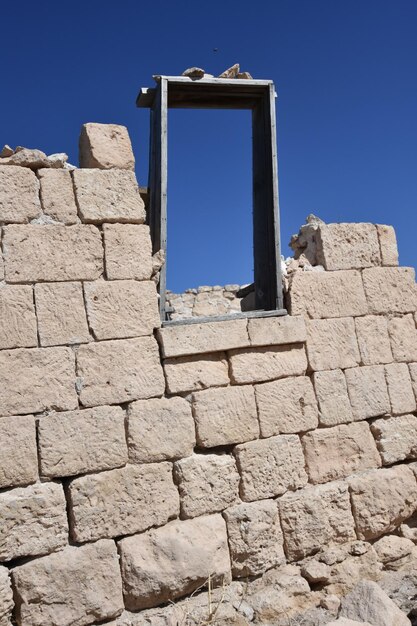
[340,580,411,626]
[223,500,285,577]
[128,397,195,463]
[68,462,179,541]
[35,281,90,346]
[0,415,37,489]
[355,315,393,365]
[3,224,103,282]
[84,279,160,340]
[0,284,37,349]
[0,165,41,223]
[163,352,229,394]
[0,482,68,561]
[229,344,307,384]
[0,566,13,626]
[278,482,356,560]
[118,515,231,610]
[388,314,417,362]
[317,222,381,270]
[371,415,417,464]
[103,223,153,280]
[38,168,78,223]
[373,535,414,566]
[77,336,165,407]
[248,315,306,347]
[192,385,258,447]
[0,346,77,416]
[313,369,354,426]
[410,363,417,401]
[12,539,124,626]
[349,465,417,539]
[38,405,128,478]
[345,365,390,420]
[174,454,240,518]
[377,224,399,266]
[79,123,135,170]
[302,422,381,484]
[385,362,416,414]
[306,317,360,371]
[73,169,145,223]
[255,376,318,437]
[234,435,307,501]
[362,267,417,314]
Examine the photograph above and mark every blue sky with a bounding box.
[2,0,417,292]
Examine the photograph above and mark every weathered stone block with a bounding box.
[192,385,259,447]
[377,224,399,266]
[313,369,354,426]
[0,414,38,489]
[0,566,13,626]
[371,415,417,464]
[345,364,390,420]
[362,267,417,314]
[3,224,103,282]
[68,462,179,542]
[0,482,68,561]
[234,435,307,501]
[317,223,381,270]
[340,580,410,626]
[255,376,318,437]
[77,336,165,407]
[385,362,416,415]
[103,223,153,280]
[278,482,356,560]
[12,539,124,626]
[349,465,417,539]
[38,405,128,478]
[248,315,306,347]
[0,346,77,416]
[35,281,90,346]
[0,165,41,223]
[388,314,417,362]
[306,317,360,371]
[38,168,78,224]
[163,352,230,394]
[174,454,240,518]
[229,344,307,384]
[128,397,195,463]
[0,284,37,349]
[0,250,4,282]
[118,515,231,610]
[223,500,285,577]
[79,122,135,170]
[355,315,393,365]
[410,363,417,401]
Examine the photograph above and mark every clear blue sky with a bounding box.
[2,0,417,292]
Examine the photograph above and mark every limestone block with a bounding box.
[38,168,78,224]
[234,435,307,501]
[410,363,417,401]
[163,352,229,394]
[68,462,179,542]
[0,284,37,349]
[0,346,77,416]
[0,165,41,223]
[313,369,354,426]
[12,539,124,626]
[289,270,368,319]
[38,405,128,478]
[349,465,417,539]
[84,279,160,340]
[0,566,13,626]
[0,482,68,561]
[73,169,145,223]
[373,535,414,566]
[3,224,103,282]
[278,482,356,560]
[345,365,390,420]
[118,515,231,610]
[385,362,416,415]
[157,318,249,358]
[340,580,411,626]
[192,385,259,447]
[306,317,360,371]
[79,123,135,170]
[0,414,37,489]
[77,336,165,407]
[127,397,195,463]
[255,376,318,437]
[371,415,417,464]
[229,344,307,384]
[377,224,399,266]
[103,223,153,280]
[302,422,381,484]
[317,223,381,270]
[388,314,417,362]
[355,315,393,365]
[223,500,285,577]
[248,315,306,347]
[362,267,417,314]
[35,281,90,346]
[174,454,240,518]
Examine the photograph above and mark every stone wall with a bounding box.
[0,125,417,626]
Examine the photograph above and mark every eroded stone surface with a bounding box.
[248,315,306,346]
[79,123,135,170]
[313,369,354,426]
[0,566,13,626]
[229,344,307,384]
[371,415,417,465]
[38,168,78,224]
[345,365,390,420]
[355,315,393,365]
[0,165,41,223]
[388,314,417,362]
[0,284,37,349]
[163,352,230,394]
[306,318,360,371]
[385,362,416,415]
[377,224,399,266]
[340,580,411,626]
[103,223,153,280]
[317,223,381,270]
[362,267,417,314]
[35,281,90,346]
[0,414,37,489]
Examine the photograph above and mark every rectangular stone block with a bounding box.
[77,336,165,407]
[128,397,195,463]
[313,369,354,426]
[0,414,38,489]
[248,315,307,347]
[316,223,381,270]
[119,515,231,611]
[103,223,153,280]
[163,352,230,394]
[302,422,381,484]
[192,385,259,447]
[3,224,103,282]
[0,482,68,561]
[306,317,360,371]
[38,168,78,224]
[35,281,90,346]
[174,454,240,518]
[385,362,416,415]
[0,165,41,223]
[362,267,417,314]
[355,315,393,365]
[278,482,356,560]
[229,344,307,385]
[234,435,307,501]
[38,405,128,478]
[388,314,417,362]
[345,365,390,420]
[79,122,135,170]
[84,279,160,340]
[0,565,13,626]
[68,462,179,542]
[0,284,37,349]
[377,224,399,266]
[0,346,77,416]
[371,415,417,464]
[12,540,124,626]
